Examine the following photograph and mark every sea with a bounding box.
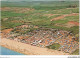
[0,46,24,55]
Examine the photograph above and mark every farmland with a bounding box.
[1,0,79,55]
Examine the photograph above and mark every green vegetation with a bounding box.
[60,15,79,22]
[46,8,79,14]
[51,20,69,24]
[70,26,79,34]
[1,11,26,30]
[71,49,79,55]
[1,1,79,34]
[1,11,26,18]
[1,1,79,10]
[1,21,22,30]
[46,43,61,50]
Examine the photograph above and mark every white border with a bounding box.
[79,0,80,55]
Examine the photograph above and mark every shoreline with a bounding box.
[0,38,69,55]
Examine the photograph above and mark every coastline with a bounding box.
[0,38,69,55]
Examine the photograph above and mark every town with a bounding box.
[1,25,79,53]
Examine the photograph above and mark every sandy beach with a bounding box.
[0,38,69,55]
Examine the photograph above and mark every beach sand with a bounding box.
[0,38,69,55]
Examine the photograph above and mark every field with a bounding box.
[1,0,79,55]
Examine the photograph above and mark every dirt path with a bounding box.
[68,21,79,26]
[51,13,79,21]
[2,28,13,34]
[1,29,13,37]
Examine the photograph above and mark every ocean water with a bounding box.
[0,46,24,55]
